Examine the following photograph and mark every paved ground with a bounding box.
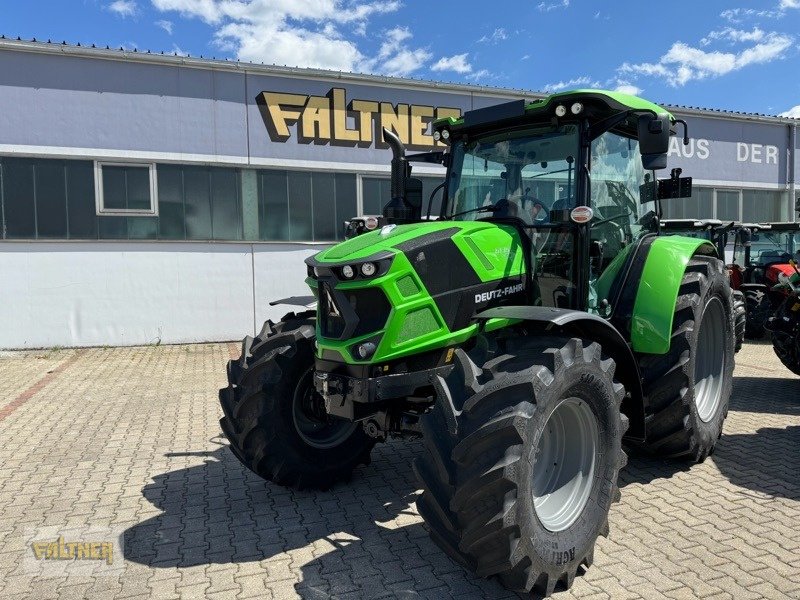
[0,340,798,600]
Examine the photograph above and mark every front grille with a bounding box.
[348,288,392,338]
[318,282,391,340]
[319,282,346,338]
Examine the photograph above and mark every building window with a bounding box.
[95,162,157,216]
[155,164,244,241]
[0,157,97,240]
[258,170,357,241]
[362,175,445,218]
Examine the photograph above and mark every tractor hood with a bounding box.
[311,220,498,264]
[304,219,527,366]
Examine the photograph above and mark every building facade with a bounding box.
[0,39,797,348]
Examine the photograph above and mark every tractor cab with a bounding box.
[733,222,800,285]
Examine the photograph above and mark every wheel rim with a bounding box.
[532,398,599,532]
[292,368,357,449]
[694,297,727,423]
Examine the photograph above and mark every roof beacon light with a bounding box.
[570,102,584,115]
[555,104,567,117]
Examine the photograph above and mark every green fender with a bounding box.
[631,236,716,354]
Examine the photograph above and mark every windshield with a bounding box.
[742,230,800,265]
[444,125,580,222]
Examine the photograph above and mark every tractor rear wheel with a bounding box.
[637,255,734,461]
[219,313,374,489]
[771,299,800,376]
[744,287,771,339]
[414,336,627,597]
[732,290,746,353]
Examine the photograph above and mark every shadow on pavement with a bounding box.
[123,438,517,598]
[712,425,800,501]
[729,376,800,416]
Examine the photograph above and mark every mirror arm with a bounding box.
[673,119,690,146]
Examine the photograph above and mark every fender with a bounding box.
[628,236,716,354]
[475,305,646,442]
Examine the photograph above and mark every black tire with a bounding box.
[219,313,375,489]
[637,255,734,461]
[414,335,628,597]
[771,299,800,376]
[732,290,746,353]
[744,287,771,339]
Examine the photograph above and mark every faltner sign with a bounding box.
[256,88,462,150]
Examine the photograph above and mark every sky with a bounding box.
[1,1,800,117]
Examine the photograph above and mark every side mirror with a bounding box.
[638,113,671,170]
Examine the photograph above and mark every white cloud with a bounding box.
[614,81,643,95]
[538,0,569,11]
[155,19,173,34]
[373,26,431,76]
[542,75,600,92]
[431,53,472,74]
[721,1,800,22]
[701,27,765,46]
[478,27,507,43]
[108,0,138,17]
[780,104,800,118]
[150,0,422,73]
[619,32,793,86]
[466,69,491,82]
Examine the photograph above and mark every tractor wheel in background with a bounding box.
[771,299,800,376]
[744,287,771,339]
[636,255,734,462]
[732,290,746,353]
[414,335,628,597]
[219,313,375,489]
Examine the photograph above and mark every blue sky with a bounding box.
[2,0,800,116]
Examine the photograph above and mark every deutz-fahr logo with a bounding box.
[475,283,525,304]
[257,88,462,150]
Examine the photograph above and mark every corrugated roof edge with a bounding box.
[0,37,797,124]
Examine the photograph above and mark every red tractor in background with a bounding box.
[731,220,800,339]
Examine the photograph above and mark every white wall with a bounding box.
[0,242,322,349]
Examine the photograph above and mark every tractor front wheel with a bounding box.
[744,287,771,339]
[771,299,800,376]
[637,255,734,461]
[414,336,627,597]
[732,290,746,353]
[219,313,375,489]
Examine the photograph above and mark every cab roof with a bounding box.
[433,89,674,136]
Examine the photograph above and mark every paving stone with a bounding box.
[0,341,796,599]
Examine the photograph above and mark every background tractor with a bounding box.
[730,220,800,339]
[219,90,735,596]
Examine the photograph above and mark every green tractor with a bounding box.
[219,90,735,596]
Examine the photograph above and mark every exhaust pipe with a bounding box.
[382,127,413,224]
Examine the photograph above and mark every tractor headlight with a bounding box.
[571,102,583,115]
[360,262,377,277]
[441,129,450,140]
[365,216,379,230]
[341,265,356,279]
[354,342,377,359]
[433,130,441,141]
[555,104,567,117]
